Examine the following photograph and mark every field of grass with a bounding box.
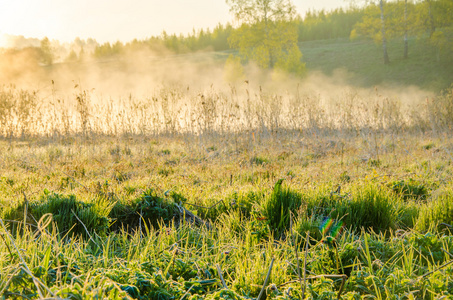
[300,37,453,91]
[1,78,453,299]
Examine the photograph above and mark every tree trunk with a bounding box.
[404,0,408,59]
[427,0,436,38]
[263,5,275,68]
[380,0,390,64]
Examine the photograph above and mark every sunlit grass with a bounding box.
[1,82,453,298]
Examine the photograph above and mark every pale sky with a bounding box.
[0,0,349,45]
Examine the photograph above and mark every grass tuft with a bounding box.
[261,180,303,237]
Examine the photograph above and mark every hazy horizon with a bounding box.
[0,0,350,46]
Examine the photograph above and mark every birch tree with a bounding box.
[226,0,306,76]
[379,0,390,64]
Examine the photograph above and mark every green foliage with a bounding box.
[1,189,185,239]
[76,4,367,62]
[422,142,435,150]
[368,159,381,167]
[227,0,305,76]
[353,1,404,42]
[340,171,351,183]
[158,167,173,177]
[133,189,176,225]
[0,147,453,299]
[93,41,124,58]
[273,44,306,77]
[91,24,233,58]
[406,232,446,265]
[161,24,233,53]
[226,190,265,218]
[353,0,453,62]
[298,8,365,41]
[160,149,171,155]
[294,214,323,241]
[308,238,359,277]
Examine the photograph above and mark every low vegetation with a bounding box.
[1,83,452,298]
[1,0,451,297]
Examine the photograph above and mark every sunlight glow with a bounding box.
[0,34,6,48]
[0,0,347,44]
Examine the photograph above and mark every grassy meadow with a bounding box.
[301,37,453,91]
[1,36,453,299]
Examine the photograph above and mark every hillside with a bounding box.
[159,36,453,91]
[84,36,453,92]
[300,37,453,91]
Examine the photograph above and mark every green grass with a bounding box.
[300,37,453,91]
[0,62,452,298]
[261,180,302,237]
[1,130,453,299]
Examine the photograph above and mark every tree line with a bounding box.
[92,7,367,58]
[1,0,451,72]
[351,0,453,64]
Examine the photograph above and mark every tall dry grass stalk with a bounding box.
[0,84,451,139]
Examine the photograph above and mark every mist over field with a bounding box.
[0,41,441,138]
